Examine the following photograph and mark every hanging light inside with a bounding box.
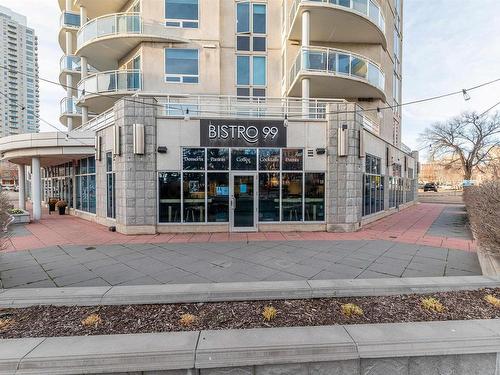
[376,107,383,119]
[462,89,471,101]
[184,108,190,121]
[284,114,289,127]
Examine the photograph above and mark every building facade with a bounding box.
[1,0,418,234]
[0,6,39,137]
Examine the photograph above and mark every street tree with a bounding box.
[419,112,500,180]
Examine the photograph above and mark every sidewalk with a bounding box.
[2,203,476,253]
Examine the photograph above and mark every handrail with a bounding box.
[77,69,142,99]
[289,0,385,34]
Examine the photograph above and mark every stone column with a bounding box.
[17,164,26,210]
[113,98,157,235]
[31,157,41,221]
[326,103,364,232]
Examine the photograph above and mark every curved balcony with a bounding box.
[58,11,80,53]
[288,46,386,100]
[76,13,186,71]
[59,97,82,128]
[289,0,386,49]
[77,69,142,113]
[60,0,129,18]
[59,55,98,87]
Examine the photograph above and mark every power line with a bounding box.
[1,63,500,120]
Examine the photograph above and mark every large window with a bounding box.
[76,156,96,214]
[159,148,326,224]
[363,154,384,216]
[165,0,199,28]
[236,1,267,97]
[165,48,199,83]
[106,152,116,219]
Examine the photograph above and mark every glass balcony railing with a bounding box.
[77,70,142,99]
[60,97,81,116]
[290,0,385,34]
[60,11,81,29]
[77,12,158,48]
[289,46,385,92]
[60,55,98,74]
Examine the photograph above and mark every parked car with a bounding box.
[423,183,438,192]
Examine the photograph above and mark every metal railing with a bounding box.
[363,116,380,135]
[290,0,385,34]
[401,143,412,154]
[60,97,81,116]
[60,11,80,29]
[289,46,385,92]
[77,12,175,49]
[77,69,142,100]
[60,55,97,74]
[78,108,114,132]
[151,94,346,120]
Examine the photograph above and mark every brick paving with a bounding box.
[2,203,476,252]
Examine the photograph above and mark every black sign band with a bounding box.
[200,119,286,148]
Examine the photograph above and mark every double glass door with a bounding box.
[230,173,257,232]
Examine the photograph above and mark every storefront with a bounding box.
[158,119,326,232]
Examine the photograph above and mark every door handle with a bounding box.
[230,197,235,210]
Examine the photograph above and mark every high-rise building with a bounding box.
[0,5,39,137]
[0,0,418,233]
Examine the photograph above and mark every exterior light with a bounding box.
[65,133,69,141]
[284,114,289,127]
[184,108,190,121]
[462,89,471,101]
[377,107,383,119]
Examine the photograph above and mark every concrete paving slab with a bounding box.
[0,338,46,374]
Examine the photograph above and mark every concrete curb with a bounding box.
[0,276,498,308]
[0,320,499,374]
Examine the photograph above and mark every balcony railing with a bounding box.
[77,12,171,49]
[60,11,81,29]
[290,0,385,34]
[60,97,81,116]
[60,55,98,74]
[289,46,385,92]
[401,143,412,154]
[77,69,142,99]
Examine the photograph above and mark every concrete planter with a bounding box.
[477,249,500,277]
[9,210,30,225]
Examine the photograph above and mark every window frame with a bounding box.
[164,0,200,29]
[164,48,200,84]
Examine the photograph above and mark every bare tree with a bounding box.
[0,191,13,250]
[420,112,500,180]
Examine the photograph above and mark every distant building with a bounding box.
[0,5,39,137]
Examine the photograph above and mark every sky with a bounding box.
[1,0,500,157]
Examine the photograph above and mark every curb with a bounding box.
[0,276,498,307]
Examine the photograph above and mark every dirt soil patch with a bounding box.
[1,289,499,339]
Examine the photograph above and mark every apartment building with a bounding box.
[0,5,39,137]
[0,0,417,234]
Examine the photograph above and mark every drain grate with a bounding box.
[85,247,96,251]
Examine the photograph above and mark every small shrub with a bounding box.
[484,294,500,308]
[341,303,364,317]
[421,297,444,313]
[81,313,102,328]
[179,313,196,327]
[262,306,277,321]
[8,208,24,215]
[55,200,67,208]
[0,318,13,330]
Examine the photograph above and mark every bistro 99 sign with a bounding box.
[200,119,286,148]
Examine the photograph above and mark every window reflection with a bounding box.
[282,173,303,221]
[259,149,280,171]
[159,172,181,223]
[305,173,325,221]
[259,173,280,221]
[183,172,205,222]
[207,173,229,222]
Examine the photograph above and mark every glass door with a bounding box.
[230,173,257,232]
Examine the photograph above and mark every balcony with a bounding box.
[59,0,130,18]
[58,11,80,53]
[288,0,386,48]
[59,97,82,128]
[76,13,185,71]
[59,55,97,86]
[77,69,142,113]
[288,46,386,100]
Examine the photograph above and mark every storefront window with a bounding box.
[259,173,280,221]
[231,149,257,170]
[207,148,229,170]
[75,156,96,214]
[282,173,303,221]
[207,173,229,222]
[106,152,116,219]
[259,149,280,171]
[183,148,205,170]
[183,172,205,223]
[282,149,303,171]
[305,173,325,222]
[159,172,181,223]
